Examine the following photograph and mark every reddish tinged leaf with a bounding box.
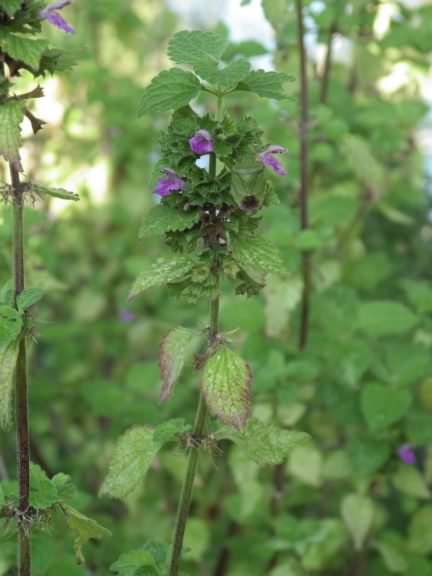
[159,327,202,402]
[201,345,252,429]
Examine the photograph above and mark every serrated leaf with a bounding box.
[32,184,79,202]
[237,70,292,100]
[17,288,44,312]
[139,205,200,239]
[129,254,196,298]
[51,473,75,504]
[0,305,22,347]
[221,419,310,465]
[341,494,374,550]
[38,47,83,75]
[30,464,59,509]
[361,383,411,431]
[159,327,202,402]
[0,0,22,16]
[100,427,160,502]
[63,504,111,564]
[357,300,417,336]
[232,236,285,283]
[139,68,201,116]
[111,542,168,576]
[0,33,48,69]
[0,100,24,162]
[0,342,19,429]
[168,30,227,67]
[194,58,251,90]
[201,345,251,428]
[153,418,191,445]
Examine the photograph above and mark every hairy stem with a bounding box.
[295,0,311,352]
[10,162,31,576]
[169,109,221,575]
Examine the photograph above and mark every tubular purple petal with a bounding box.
[398,444,416,465]
[258,144,288,176]
[154,168,185,197]
[40,0,75,34]
[189,129,214,155]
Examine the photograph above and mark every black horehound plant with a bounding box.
[0,2,110,575]
[100,30,310,576]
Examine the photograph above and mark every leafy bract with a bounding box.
[129,254,196,298]
[0,0,22,16]
[220,419,310,465]
[139,205,200,239]
[0,33,48,69]
[32,184,79,202]
[168,30,227,67]
[0,100,25,163]
[159,327,202,402]
[201,345,251,428]
[139,68,201,116]
[237,70,292,100]
[63,504,111,564]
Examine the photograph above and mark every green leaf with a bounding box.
[129,254,196,298]
[361,383,411,431]
[32,184,79,202]
[63,504,111,564]
[408,506,432,555]
[264,275,302,337]
[194,58,251,91]
[357,301,418,336]
[100,427,160,502]
[30,464,59,509]
[237,70,292,100]
[392,465,430,499]
[17,288,44,312]
[232,235,285,283]
[0,100,24,162]
[0,0,22,16]
[223,40,268,61]
[0,33,48,69]
[341,494,374,550]
[374,533,407,573]
[289,445,323,487]
[0,305,22,347]
[343,135,386,197]
[153,418,191,445]
[139,68,201,116]
[139,205,200,239]
[111,542,168,576]
[201,345,251,428]
[159,327,202,402]
[221,419,310,465]
[168,30,227,67]
[0,342,19,429]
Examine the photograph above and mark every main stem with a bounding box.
[295,0,311,352]
[169,104,221,574]
[10,163,31,576]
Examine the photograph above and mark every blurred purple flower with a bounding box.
[398,444,416,465]
[258,145,288,176]
[189,130,214,155]
[40,0,75,34]
[155,168,185,197]
[119,310,135,324]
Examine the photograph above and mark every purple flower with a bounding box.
[258,145,288,176]
[155,168,185,198]
[189,130,214,156]
[119,310,135,324]
[398,444,416,465]
[40,0,75,34]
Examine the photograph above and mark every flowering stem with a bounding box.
[169,112,221,576]
[10,162,31,576]
[295,0,311,352]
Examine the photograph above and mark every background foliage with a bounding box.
[2,0,432,574]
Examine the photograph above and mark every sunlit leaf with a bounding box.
[139,68,201,116]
